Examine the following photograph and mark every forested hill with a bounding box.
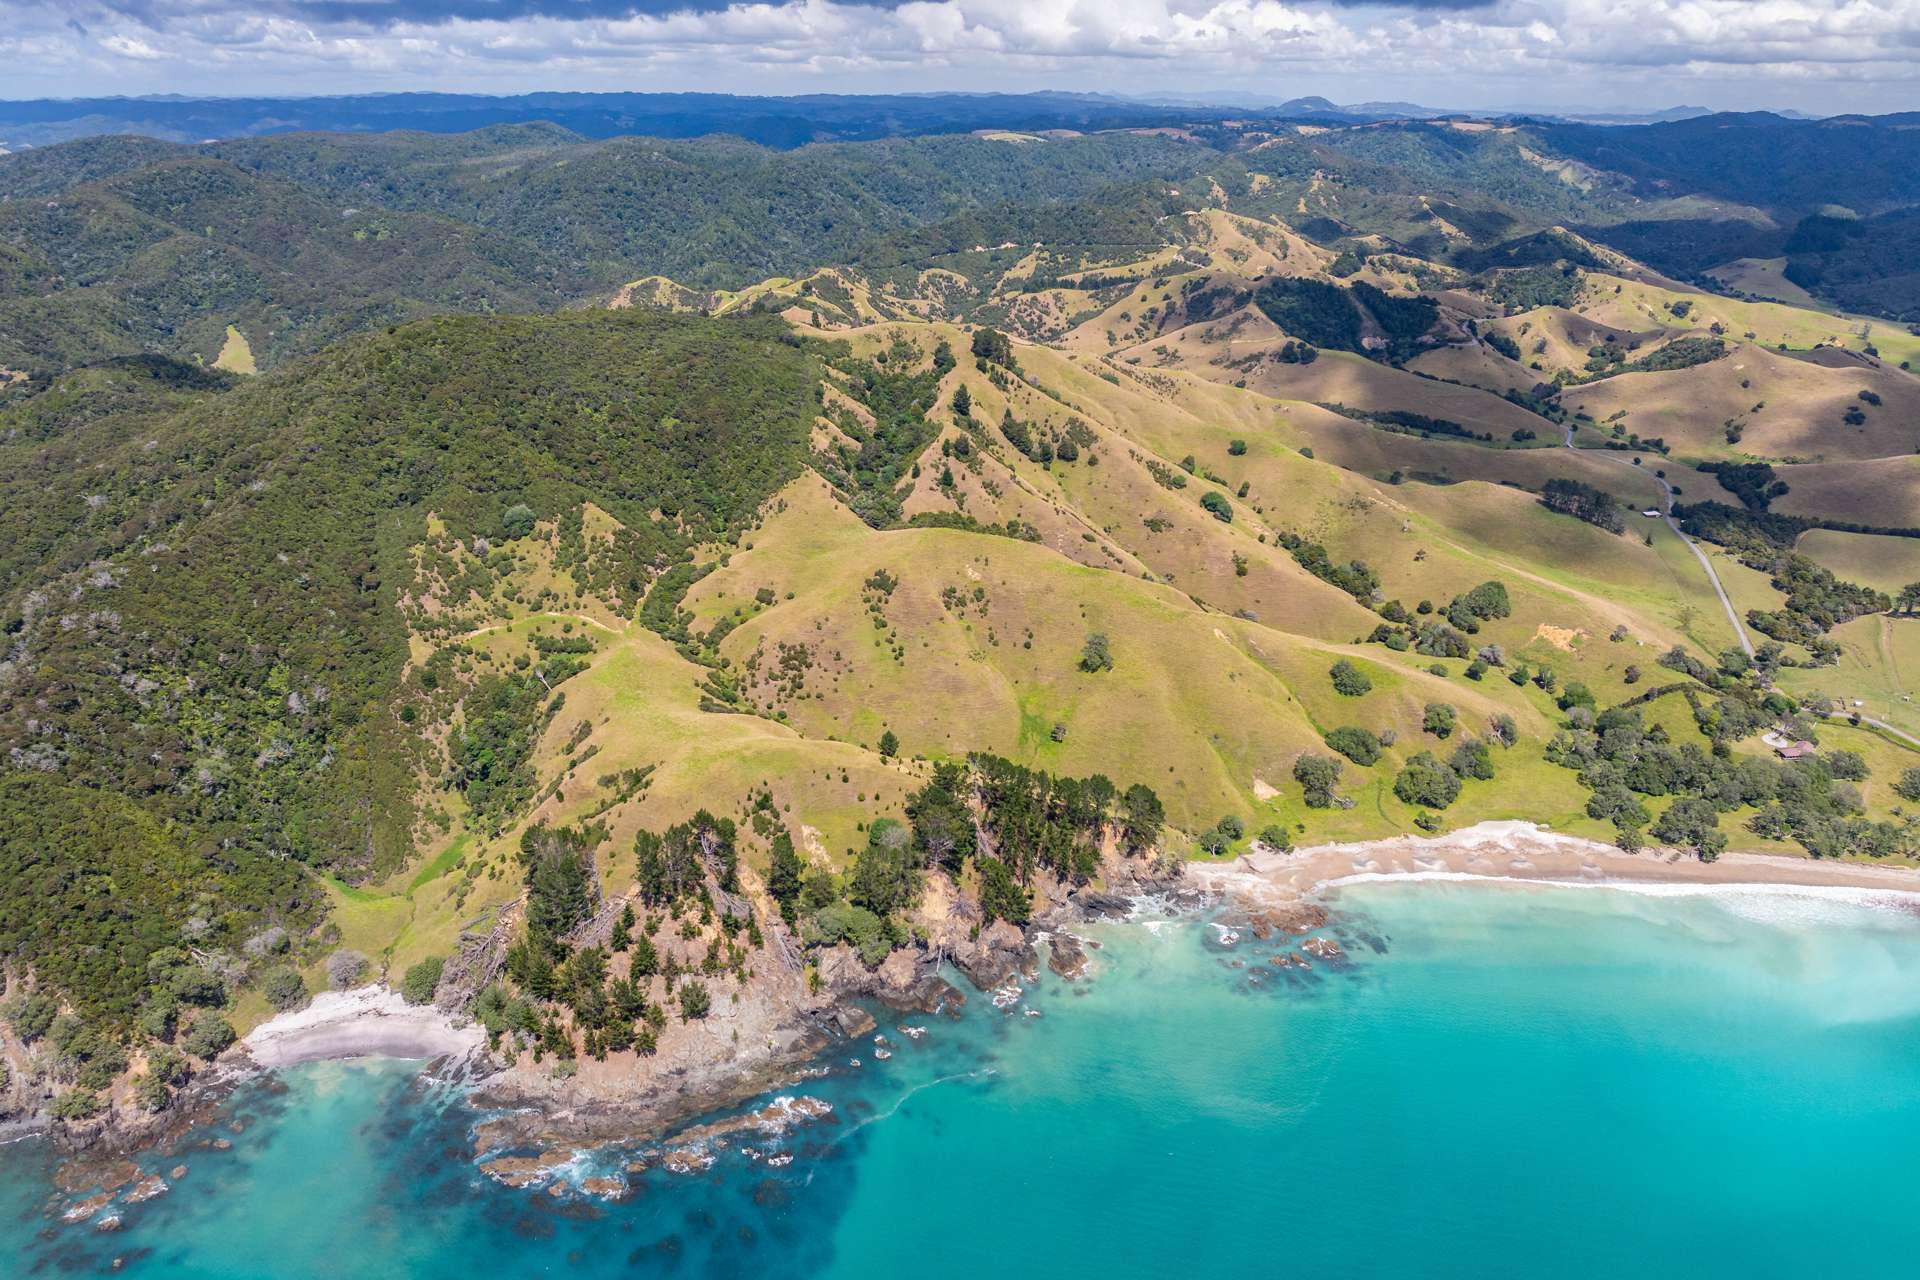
[5,112,1920,382]
[0,128,1212,374]
[0,309,817,1020]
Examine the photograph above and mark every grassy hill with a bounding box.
[6,116,1920,1122]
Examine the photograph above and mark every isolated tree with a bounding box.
[1423,703,1457,739]
[1393,753,1461,809]
[971,327,1014,366]
[878,729,900,759]
[1079,632,1114,673]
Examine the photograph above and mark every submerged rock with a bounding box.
[62,1192,114,1223]
[124,1176,169,1204]
[662,1148,716,1175]
[668,1095,833,1149]
[478,1151,573,1190]
[1301,936,1345,962]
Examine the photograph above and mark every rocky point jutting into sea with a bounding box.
[10,832,1920,1278]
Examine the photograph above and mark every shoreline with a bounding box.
[239,987,486,1069]
[1187,820,1920,909]
[32,822,1920,1210]
[242,825,1920,1079]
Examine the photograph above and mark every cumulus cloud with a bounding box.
[3,0,1918,109]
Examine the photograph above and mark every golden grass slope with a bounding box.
[1561,341,1920,463]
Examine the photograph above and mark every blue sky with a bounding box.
[6,0,1918,114]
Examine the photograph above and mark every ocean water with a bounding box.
[8,879,1920,1278]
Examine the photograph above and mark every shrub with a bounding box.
[182,1016,236,1060]
[1258,825,1292,851]
[1200,491,1233,523]
[1228,439,1248,456]
[262,968,309,1013]
[133,1072,172,1113]
[401,957,445,1006]
[50,1089,104,1122]
[809,901,892,966]
[148,1046,189,1085]
[326,950,369,989]
[3,991,58,1042]
[1324,726,1382,765]
[501,503,536,539]
[1423,703,1457,739]
[1895,768,1920,802]
[1329,659,1372,697]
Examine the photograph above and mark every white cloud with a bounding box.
[100,33,165,60]
[2,0,1917,110]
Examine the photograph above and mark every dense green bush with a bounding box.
[1324,727,1382,765]
[401,957,445,1006]
[1330,659,1373,697]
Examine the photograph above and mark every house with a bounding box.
[1775,741,1818,760]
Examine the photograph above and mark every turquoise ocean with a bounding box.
[7,878,1920,1278]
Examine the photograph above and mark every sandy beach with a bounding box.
[242,988,486,1068]
[1188,820,1920,907]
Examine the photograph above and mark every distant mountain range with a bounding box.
[0,91,1840,152]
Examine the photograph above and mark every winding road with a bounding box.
[1560,423,1755,657]
[1558,422,1920,752]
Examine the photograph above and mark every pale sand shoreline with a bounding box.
[236,824,1920,1073]
[1188,820,1920,907]
[241,987,484,1068]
